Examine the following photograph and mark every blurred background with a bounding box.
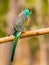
[0,0,49,65]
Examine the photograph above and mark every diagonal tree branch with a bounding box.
[0,27,49,43]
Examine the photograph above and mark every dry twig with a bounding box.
[0,27,49,43]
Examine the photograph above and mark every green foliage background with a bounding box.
[0,0,9,37]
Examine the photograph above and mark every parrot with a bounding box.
[11,9,31,62]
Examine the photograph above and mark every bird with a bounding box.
[11,9,31,62]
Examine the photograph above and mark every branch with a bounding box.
[0,27,49,44]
